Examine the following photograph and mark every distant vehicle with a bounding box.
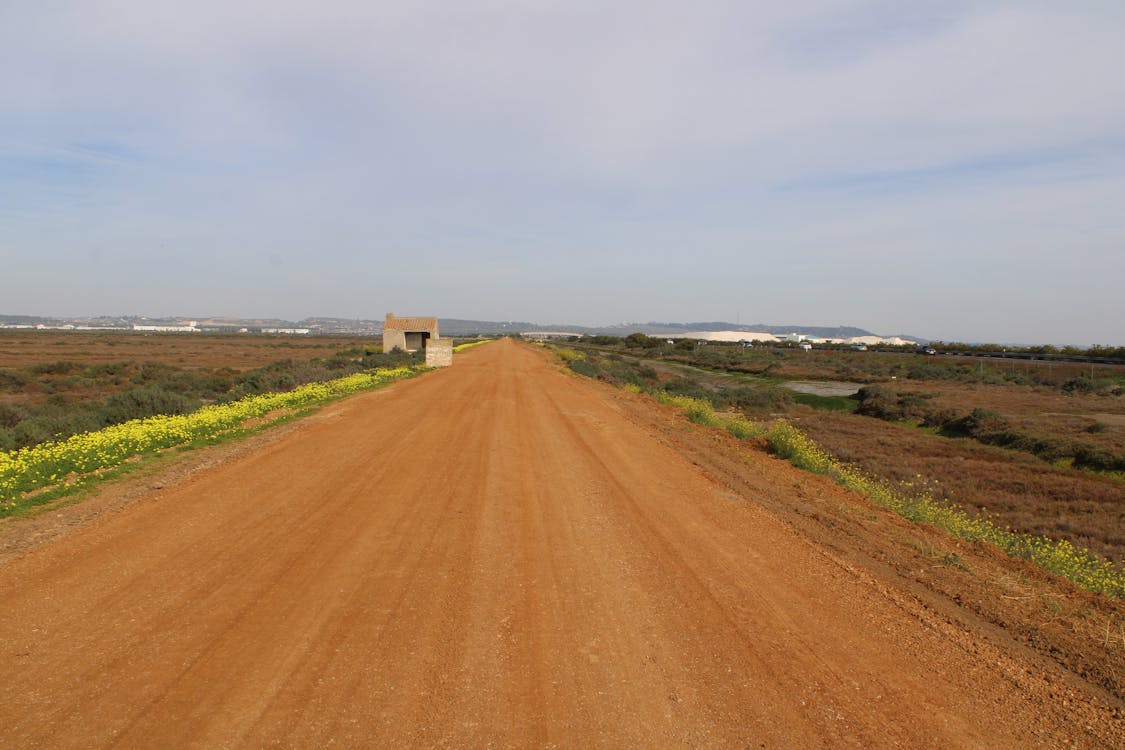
[916,346,937,355]
[850,343,868,352]
[798,342,813,351]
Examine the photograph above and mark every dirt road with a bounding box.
[0,340,1119,748]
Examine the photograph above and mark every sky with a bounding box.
[1,1,1123,345]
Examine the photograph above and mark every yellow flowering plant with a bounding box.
[0,366,418,517]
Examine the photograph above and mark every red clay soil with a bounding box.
[0,339,1120,748]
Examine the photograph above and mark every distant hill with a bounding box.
[437,319,885,339]
[0,314,918,341]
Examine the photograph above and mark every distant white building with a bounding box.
[521,331,584,340]
[132,324,199,333]
[844,335,917,347]
[671,330,916,347]
[676,331,781,343]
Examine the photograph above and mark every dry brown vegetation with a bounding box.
[808,379,1124,562]
[918,381,1120,451]
[566,339,1125,568]
[793,410,1125,562]
[0,331,410,452]
[0,330,376,371]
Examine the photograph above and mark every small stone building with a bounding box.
[383,313,454,367]
[383,313,439,353]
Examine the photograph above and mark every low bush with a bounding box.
[567,359,599,378]
[29,360,81,376]
[0,369,30,391]
[1061,377,1095,394]
[937,408,1124,471]
[661,378,713,401]
[940,408,1008,436]
[100,386,200,426]
[0,403,24,430]
[719,384,792,411]
[1072,445,1125,473]
[855,386,933,422]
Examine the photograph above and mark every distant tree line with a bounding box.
[930,342,1125,360]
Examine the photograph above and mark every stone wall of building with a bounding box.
[425,337,454,368]
[382,330,408,352]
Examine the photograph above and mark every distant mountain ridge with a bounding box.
[0,314,920,341]
[437,319,889,339]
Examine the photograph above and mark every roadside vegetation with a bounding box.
[453,339,495,352]
[0,365,422,518]
[0,346,421,452]
[549,339,1125,598]
[0,333,447,517]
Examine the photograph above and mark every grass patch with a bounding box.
[650,392,767,440]
[791,392,859,412]
[553,347,586,362]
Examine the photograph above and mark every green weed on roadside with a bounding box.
[558,346,1124,598]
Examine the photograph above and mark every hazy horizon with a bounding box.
[3,2,1123,346]
[4,309,1120,347]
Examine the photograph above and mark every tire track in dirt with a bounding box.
[0,339,1119,748]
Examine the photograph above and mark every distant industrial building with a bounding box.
[132,322,200,333]
[520,331,585,340]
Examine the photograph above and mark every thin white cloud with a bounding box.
[1,1,1123,342]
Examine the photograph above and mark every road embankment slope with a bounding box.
[0,338,1118,748]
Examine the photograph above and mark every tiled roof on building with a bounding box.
[384,314,438,332]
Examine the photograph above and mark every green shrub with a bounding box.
[9,419,54,449]
[624,333,660,349]
[791,392,857,412]
[567,359,598,378]
[1061,377,1095,394]
[84,362,129,378]
[0,403,26,429]
[129,362,178,385]
[920,407,960,428]
[661,378,713,401]
[1072,445,1125,473]
[29,360,81,376]
[0,369,30,391]
[941,408,1007,436]
[720,385,792,411]
[100,386,200,426]
[855,386,932,422]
